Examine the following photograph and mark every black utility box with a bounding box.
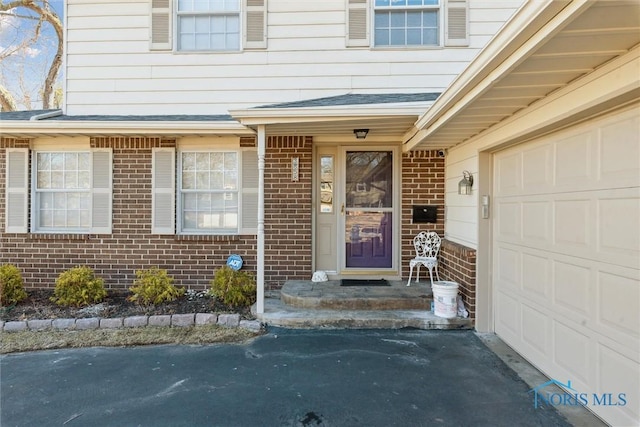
[412,205,437,223]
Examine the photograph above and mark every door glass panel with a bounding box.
[345,151,393,268]
[320,155,334,213]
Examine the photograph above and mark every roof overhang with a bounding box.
[403,0,640,151]
[0,118,253,139]
[230,98,436,139]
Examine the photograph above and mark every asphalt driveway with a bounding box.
[1,329,569,427]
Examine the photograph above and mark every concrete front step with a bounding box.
[256,298,473,330]
[280,279,432,310]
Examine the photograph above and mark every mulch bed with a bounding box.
[0,289,253,322]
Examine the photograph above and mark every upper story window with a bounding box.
[150,0,267,52]
[346,0,468,48]
[374,0,439,47]
[177,0,241,51]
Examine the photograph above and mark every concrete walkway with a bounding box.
[256,280,474,330]
[0,328,595,427]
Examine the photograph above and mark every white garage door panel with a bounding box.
[599,113,640,188]
[493,107,640,427]
[599,343,640,423]
[521,303,550,358]
[495,290,520,339]
[553,320,590,384]
[596,266,640,341]
[598,191,640,269]
[552,257,592,317]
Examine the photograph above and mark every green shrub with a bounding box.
[128,267,184,306]
[0,264,28,306]
[51,266,107,307]
[209,266,256,307]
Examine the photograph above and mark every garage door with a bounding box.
[493,107,639,426]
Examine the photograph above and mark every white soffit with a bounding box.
[404,0,640,151]
[230,102,434,137]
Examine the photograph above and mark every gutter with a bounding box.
[30,110,63,121]
[1,120,255,137]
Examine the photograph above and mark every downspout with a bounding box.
[256,124,266,314]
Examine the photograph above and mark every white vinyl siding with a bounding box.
[4,148,29,233]
[152,147,258,235]
[152,148,176,234]
[31,149,113,234]
[66,0,521,115]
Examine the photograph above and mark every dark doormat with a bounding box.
[340,279,390,287]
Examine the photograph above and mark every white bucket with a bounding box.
[431,281,459,318]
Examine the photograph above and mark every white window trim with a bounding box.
[347,0,468,49]
[372,0,442,48]
[151,0,267,52]
[175,2,242,52]
[177,149,241,235]
[30,148,113,234]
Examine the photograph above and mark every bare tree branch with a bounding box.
[0,0,63,110]
[0,84,18,111]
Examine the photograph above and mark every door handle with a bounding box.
[341,203,345,215]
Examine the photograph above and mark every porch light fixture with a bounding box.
[353,129,369,139]
[458,170,474,195]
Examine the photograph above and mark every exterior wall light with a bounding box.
[353,129,369,139]
[458,170,474,195]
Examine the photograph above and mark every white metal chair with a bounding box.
[406,231,441,286]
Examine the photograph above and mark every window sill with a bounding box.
[174,234,255,242]
[28,233,91,241]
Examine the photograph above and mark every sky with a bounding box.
[0,0,64,111]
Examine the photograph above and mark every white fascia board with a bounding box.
[454,47,640,152]
[230,102,433,125]
[0,120,255,136]
[404,0,588,150]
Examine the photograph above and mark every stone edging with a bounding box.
[0,313,263,333]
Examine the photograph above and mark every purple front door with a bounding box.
[344,151,393,268]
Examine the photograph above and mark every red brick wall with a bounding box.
[0,137,258,291]
[264,136,313,289]
[2,138,474,311]
[401,150,477,320]
[401,150,445,274]
[439,240,477,320]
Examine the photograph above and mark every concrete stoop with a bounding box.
[255,280,474,330]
